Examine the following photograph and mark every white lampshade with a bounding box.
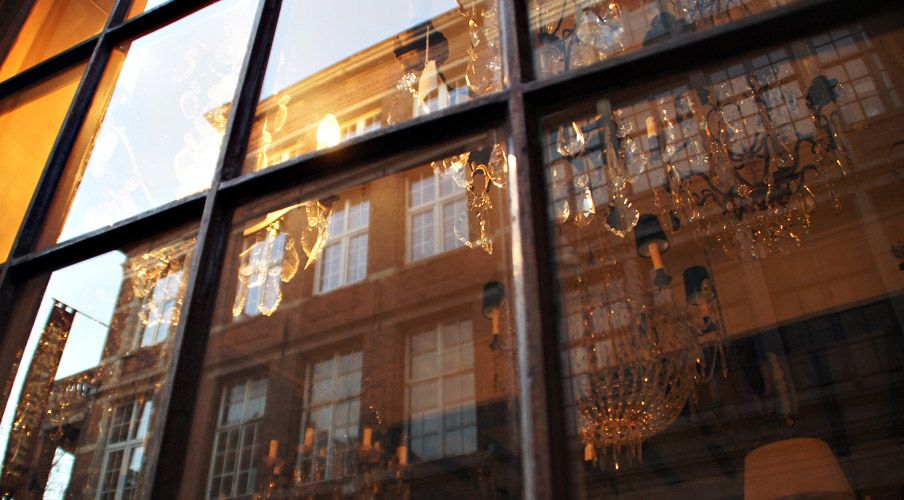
[744,438,854,500]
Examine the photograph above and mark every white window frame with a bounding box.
[234,232,288,318]
[315,198,370,294]
[137,269,184,348]
[296,349,362,485]
[339,110,382,142]
[206,376,269,500]
[404,320,477,463]
[406,169,468,262]
[97,399,153,500]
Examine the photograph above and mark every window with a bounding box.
[234,232,288,317]
[406,320,477,462]
[206,377,268,500]
[97,400,153,500]
[339,111,382,142]
[297,350,362,484]
[317,198,370,293]
[408,170,468,261]
[139,269,184,347]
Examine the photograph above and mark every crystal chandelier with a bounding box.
[651,73,853,258]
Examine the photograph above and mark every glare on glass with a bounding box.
[0,224,197,500]
[244,0,504,173]
[37,0,260,248]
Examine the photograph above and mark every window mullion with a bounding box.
[505,82,569,500]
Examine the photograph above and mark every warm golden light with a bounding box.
[316,114,341,149]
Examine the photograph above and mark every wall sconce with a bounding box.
[634,214,672,286]
[482,281,506,339]
[683,265,718,334]
[745,438,854,500]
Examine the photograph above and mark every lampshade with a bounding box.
[683,265,712,305]
[634,214,669,257]
[482,281,506,319]
[744,438,854,500]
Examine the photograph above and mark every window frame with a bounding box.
[313,197,370,294]
[406,168,469,263]
[0,1,897,500]
[97,399,153,500]
[404,319,478,463]
[205,376,269,500]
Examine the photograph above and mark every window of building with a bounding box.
[408,170,468,262]
[206,377,268,500]
[406,320,477,462]
[296,350,362,484]
[97,399,153,500]
[317,198,369,293]
[340,111,382,142]
[234,232,288,317]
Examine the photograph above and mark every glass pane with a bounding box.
[0,0,112,80]
[180,132,520,499]
[528,0,803,80]
[0,223,197,500]
[37,0,260,248]
[0,63,86,263]
[542,17,904,498]
[243,0,504,173]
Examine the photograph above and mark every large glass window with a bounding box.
[0,225,197,500]
[36,0,260,248]
[179,133,520,500]
[243,0,504,173]
[542,18,904,498]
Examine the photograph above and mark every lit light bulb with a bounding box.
[316,114,340,149]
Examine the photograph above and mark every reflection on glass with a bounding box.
[37,0,259,248]
[0,63,86,262]
[0,0,113,81]
[0,225,197,500]
[244,0,504,173]
[543,18,904,497]
[127,0,174,19]
[528,0,799,80]
[180,133,520,499]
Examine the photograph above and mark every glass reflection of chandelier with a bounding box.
[432,143,509,254]
[559,219,724,469]
[652,73,853,258]
[232,200,330,317]
[575,296,703,469]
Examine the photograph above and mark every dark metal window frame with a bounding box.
[0,0,900,499]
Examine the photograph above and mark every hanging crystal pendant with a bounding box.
[557,122,586,158]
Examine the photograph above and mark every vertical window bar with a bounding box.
[499,0,570,498]
[140,0,284,499]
